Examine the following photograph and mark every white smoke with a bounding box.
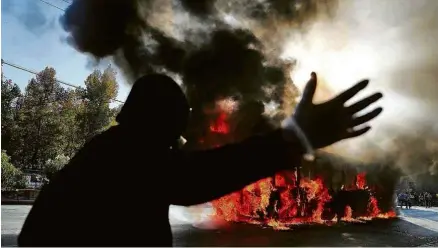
[283,0,438,176]
[169,203,230,230]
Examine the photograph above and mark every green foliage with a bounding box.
[1,75,23,156]
[44,154,70,179]
[77,65,119,141]
[1,65,120,174]
[103,104,122,131]
[1,75,21,125]
[1,150,27,190]
[9,68,70,168]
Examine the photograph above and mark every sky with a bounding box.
[1,0,131,105]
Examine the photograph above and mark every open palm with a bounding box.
[292,72,383,149]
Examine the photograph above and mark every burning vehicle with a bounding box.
[182,103,398,230]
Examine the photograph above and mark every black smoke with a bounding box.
[60,0,337,145]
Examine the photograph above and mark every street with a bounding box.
[2,205,438,247]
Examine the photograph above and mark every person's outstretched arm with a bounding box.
[169,129,304,206]
[169,72,384,206]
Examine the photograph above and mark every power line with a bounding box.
[1,59,125,104]
[37,0,66,11]
[58,0,72,4]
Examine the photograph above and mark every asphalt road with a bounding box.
[2,205,438,247]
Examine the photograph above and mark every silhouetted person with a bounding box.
[408,192,414,209]
[398,192,408,209]
[18,72,383,247]
[419,192,425,207]
[425,192,432,208]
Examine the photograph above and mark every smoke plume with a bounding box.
[61,0,438,183]
[60,0,337,145]
[281,0,438,181]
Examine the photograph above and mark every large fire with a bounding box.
[202,107,396,230]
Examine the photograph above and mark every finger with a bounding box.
[350,107,383,127]
[335,79,370,103]
[301,72,318,105]
[345,126,371,139]
[346,92,383,114]
[310,71,317,81]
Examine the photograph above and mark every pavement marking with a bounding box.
[410,206,438,213]
[400,216,438,233]
[399,208,438,233]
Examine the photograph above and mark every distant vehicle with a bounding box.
[23,173,46,189]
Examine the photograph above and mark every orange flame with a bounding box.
[356,172,367,189]
[209,113,229,134]
[203,109,396,230]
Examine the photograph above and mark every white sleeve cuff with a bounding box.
[281,116,316,161]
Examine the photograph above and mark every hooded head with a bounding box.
[116,74,190,144]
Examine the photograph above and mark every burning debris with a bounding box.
[205,110,397,230]
[212,172,396,229]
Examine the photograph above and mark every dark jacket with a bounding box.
[18,125,303,247]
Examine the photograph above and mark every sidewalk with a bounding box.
[399,206,438,233]
[410,206,438,213]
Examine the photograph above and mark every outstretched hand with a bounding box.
[285,72,383,150]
